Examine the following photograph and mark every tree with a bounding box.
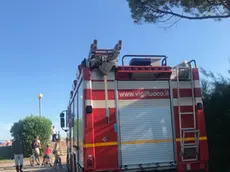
[201,68,230,171]
[10,115,52,156]
[127,0,230,25]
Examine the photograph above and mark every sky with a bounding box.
[0,0,230,140]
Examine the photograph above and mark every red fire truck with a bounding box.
[60,40,209,172]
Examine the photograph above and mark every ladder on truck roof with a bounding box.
[87,39,122,123]
[174,60,200,162]
[88,39,122,73]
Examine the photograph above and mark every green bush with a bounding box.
[10,115,52,157]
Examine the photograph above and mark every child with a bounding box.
[52,139,60,155]
[52,139,62,168]
[42,144,52,166]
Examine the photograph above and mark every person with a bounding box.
[52,126,56,142]
[53,139,61,166]
[12,135,24,172]
[31,136,41,165]
[42,144,52,166]
[53,139,60,155]
[56,131,60,141]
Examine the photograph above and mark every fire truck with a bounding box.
[60,40,209,172]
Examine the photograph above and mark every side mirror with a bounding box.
[60,117,65,128]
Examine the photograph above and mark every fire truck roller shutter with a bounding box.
[117,81,175,169]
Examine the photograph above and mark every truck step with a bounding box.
[181,128,196,131]
[182,143,199,147]
[183,158,198,162]
[180,112,194,115]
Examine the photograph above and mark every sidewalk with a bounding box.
[0,158,29,164]
[0,156,66,171]
[0,161,30,171]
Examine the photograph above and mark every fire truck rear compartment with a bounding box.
[117,81,176,170]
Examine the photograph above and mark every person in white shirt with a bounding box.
[52,126,56,142]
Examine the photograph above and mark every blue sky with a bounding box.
[0,0,230,140]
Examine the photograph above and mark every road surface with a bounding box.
[0,156,67,172]
[0,164,67,172]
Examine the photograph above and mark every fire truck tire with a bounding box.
[70,155,73,172]
[66,155,70,172]
[77,165,82,172]
[73,154,77,172]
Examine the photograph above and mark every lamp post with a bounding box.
[38,93,43,117]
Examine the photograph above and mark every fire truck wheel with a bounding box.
[76,165,82,172]
[69,155,73,172]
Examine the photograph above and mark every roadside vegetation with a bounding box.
[10,115,52,157]
[201,67,230,172]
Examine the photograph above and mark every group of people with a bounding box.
[11,128,61,172]
[32,136,60,166]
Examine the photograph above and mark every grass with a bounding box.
[0,156,12,162]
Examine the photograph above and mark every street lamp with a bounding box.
[38,93,43,117]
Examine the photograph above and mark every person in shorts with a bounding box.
[31,136,41,165]
[53,139,61,164]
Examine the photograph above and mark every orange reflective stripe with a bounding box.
[82,136,207,148]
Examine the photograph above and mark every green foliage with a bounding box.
[127,0,230,24]
[201,68,230,171]
[10,115,52,157]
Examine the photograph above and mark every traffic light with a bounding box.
[60,112,65,118]
[60,117,65,128]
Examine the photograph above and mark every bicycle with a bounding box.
[42,155,52,167]
[29,152,36,167]
[29,150,40,167]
